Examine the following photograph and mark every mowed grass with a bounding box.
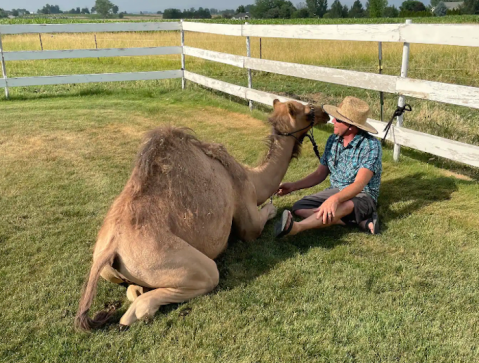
[1,83,479,362]
[2,30,479,146]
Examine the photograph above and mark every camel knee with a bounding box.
[194,261,219,291]
[243,229,262,242]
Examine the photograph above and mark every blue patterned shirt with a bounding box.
[320,131,382,202]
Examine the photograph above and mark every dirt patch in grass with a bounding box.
[439,170,474,181]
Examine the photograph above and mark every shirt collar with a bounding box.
[334,131,365,149]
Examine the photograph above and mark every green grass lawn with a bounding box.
[1,82,479,362]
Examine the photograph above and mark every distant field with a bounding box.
[1,14,479,24]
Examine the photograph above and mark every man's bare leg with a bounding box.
[294,208,346,226]
[285,201,355,236]
[296,207,377,234]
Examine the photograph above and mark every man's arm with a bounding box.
[293,164,330,191]
[277,164,330,196]
[316,168,373,223]
[333,168,373,203]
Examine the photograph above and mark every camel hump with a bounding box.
[132,127,246,195]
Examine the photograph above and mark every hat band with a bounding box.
[336,108,366,126]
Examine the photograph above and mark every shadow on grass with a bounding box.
[378,172,462,229]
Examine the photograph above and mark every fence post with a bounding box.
[94,34,100,61]
[378,42,384,121]
[39,33,43,51]
[245,22,253,111]
[181,19,186,90]
[260,38,262,59]
[0,33,9,99]
[394,19,412,162]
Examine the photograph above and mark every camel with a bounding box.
[75,99,329,331]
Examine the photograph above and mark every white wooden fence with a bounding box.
[0,21,478,167]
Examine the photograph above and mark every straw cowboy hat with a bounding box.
[323,96,378,134]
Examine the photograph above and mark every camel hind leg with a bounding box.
[118,235,219,327]
[100,265,149,302]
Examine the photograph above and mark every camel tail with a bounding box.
[75,241,116,331]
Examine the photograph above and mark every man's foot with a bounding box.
[275,210,294,238]
[359,212,379,235]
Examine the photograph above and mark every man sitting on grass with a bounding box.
[275,96,382,237]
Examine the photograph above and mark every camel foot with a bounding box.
[262,203,277,221]
[119,324,130,332]
[126,285,147,302]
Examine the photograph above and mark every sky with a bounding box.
[3,0,415,13]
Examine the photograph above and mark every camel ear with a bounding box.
[273,99,280,107]
[287,103,297,117]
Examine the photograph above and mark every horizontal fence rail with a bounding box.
[3,47,182,61]
[183,22,479,47]
[184,46,479,110]
[0,70,182,88]
[185,70,479,168]
[0,22,181,35]
[3,46,182,61]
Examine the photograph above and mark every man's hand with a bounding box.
[315,194,340,225]
[277,182,296,196]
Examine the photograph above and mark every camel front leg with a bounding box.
[234,201,277,242]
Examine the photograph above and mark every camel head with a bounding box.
[269,99,329,138]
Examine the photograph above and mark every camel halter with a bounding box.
[275,105,321,161]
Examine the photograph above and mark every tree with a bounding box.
[236,5,246,13]
[430,0,441,6]
[306,0,328,17]
[348,0,365,17]
[433,1,447,15]
[292,7,311,16]
[112,5,119,14]
[39,4,63,14]
[81,7,90,14]
[400,0,426,12]
[118,12,124,18]
[279,2,296,17]
[251,0,297,18]
[383,5,399,16]
[329,0,345,17]
[91,6,96,13]
[12,9,19,16]
[0,8,8,18]
[461,0,479,14]
[163,8,182,19]
[368,0,387,17]
[95,0,115,17]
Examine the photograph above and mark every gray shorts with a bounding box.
[292,188,376,225]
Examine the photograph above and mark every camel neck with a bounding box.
[246,135,296,205]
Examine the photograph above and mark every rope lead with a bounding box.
[382,104,412,144]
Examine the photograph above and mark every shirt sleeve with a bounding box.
[359,139,382,173]
[320,135,335,166]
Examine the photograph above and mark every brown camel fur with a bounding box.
[75,100,329,330]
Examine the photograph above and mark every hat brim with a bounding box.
[323,104,378,135]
